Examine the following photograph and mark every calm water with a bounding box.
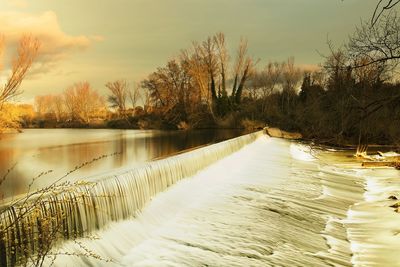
[0,129,242,199]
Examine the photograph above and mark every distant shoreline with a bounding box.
[2,125,398,151]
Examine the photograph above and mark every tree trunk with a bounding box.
[235,66,250,104]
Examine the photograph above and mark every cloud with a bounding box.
[0,11,103,78]
[6,0,28,9]
[89,35,105,42]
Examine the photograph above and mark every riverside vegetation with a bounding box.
[1,10,400,148]
[0,1,400,267]
[0,152,121,267]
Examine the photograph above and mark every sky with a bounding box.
[0,0,379,103]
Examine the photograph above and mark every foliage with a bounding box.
[63,82,106,123]
[0,104,22,133]
[142,32,256,127]
[0,35,40,133]
[2,24,399,145]
[0,36,40,107]
[34,82,107,126]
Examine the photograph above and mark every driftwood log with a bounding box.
[362,160,400,169]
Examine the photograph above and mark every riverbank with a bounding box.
[263,126,400,170]
[3,118,399,153]
[16,116,263,131]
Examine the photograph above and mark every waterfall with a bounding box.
[0,131,263,267]
[46,136,369,266]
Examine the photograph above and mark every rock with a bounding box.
[388,195,398,200]
[264,127,302,140]
[177,121,190,130]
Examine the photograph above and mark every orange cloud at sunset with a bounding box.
[0,11,102,78]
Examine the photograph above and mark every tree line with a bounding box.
[1,5,400,146]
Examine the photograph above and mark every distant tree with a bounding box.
[35,94,66,122]
[181,32,255,117]
[128,83,142,110]
[34,95,47,117]
[142,59,196,125]
[181,45,212,116]
[323,48,351,91]
[17,104,35,126]
[352,56,387,86]
[263,62,284,97]
[247,61,284,113]
[281,57,302,114]
[299,72,325,103]
[106,80,128,116]
[232,38,255,105]
[323,49,355,142]
[53,95,66,122]
[296,72,327,137]
[64,82,105,123]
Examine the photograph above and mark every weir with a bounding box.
[2,131,400,267]
[0,131,263,267]
[48,135,400,266]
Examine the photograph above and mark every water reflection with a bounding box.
[0,129,242,199]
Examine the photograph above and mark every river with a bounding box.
[0,129,242,199]
[51,135,400,266]
[1,131,400,266]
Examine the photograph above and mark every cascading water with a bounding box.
[49,136,366,267]
[0,131,263,267]
[48,136,400,267]
[2,131,400,267]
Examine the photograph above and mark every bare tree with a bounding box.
[64,82,105,123]
[352,56,387,86]
[142,59,195,121]
[263,62,284,97]
[181,46,213,116]
[106,80,128,116]
[182,33,255,111]
[348,11,400,69]
[214,32,229,96]
[34,95,47,117]
[282,57,302,93]
[281,57,302,113]
[128,83,142,109]
[0,35,40,108]
[200,37,218,102]
[248,61,284,113]
[53,95,66,122]
[232,38,255,104]
[372,0,400,26]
